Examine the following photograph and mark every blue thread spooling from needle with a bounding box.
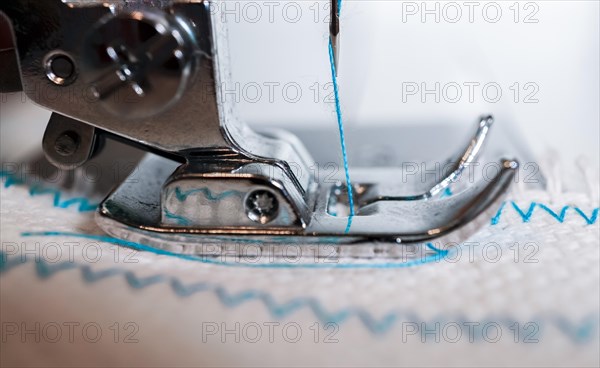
[328,0,355,233]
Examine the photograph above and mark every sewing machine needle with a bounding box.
[330,0,340,76]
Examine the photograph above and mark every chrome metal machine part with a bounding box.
[1,0,520,257]
[330,0,340,74]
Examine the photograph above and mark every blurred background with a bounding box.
[2,1,599,168]
[225,0,599,165]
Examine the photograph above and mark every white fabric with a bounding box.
[1,160,598,367]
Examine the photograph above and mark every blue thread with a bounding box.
[440,187,453,198]
[19,231,450,269]
[491,201,598,226]
[490,202,507,225]
[553,315,599,344]
[537,204,570,223]
[1,171,98,212]
[163,209,191,226]
[573,207,599,225]
[0,249,597,341]
[328,0,355,232]
[3,174,25,187]
[172,187,243,202]
[163,187,246,225]
[511,202,537,223]
[344,215,353,233]
[425,243,449,256]
[4,169,598,230]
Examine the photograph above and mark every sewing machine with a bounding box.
[0,0,520,257]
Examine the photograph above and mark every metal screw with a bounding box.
[54,131,80,157]
[245,190,280,224]
[81,11,192,119]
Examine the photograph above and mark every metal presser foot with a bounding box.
[1,1,519,258]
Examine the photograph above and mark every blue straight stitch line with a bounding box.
[19,231,450,269]
[328,0,355,232]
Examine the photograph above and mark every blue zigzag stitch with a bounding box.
[0,170,97,212]
[0,250,597,341]
[163,208,191,226]
[172,187,243,202]
[574,207,600,225]
[3,169,598,225]
[491,201,599,225]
